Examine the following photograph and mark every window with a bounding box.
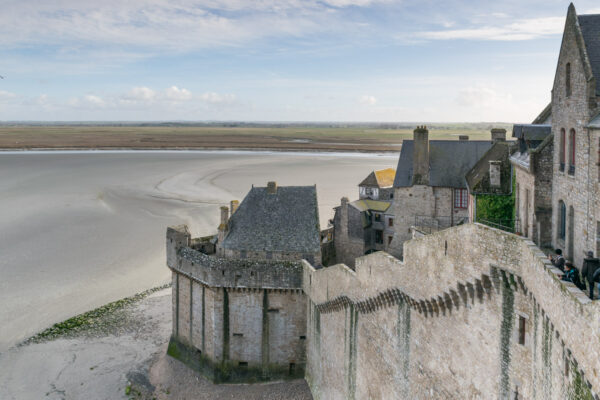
[375,230,383,244]
[559,201,566,241]
[566,62,572,97]
[233,333,243,337]
[569,129,576,174]
[374,213,381,222]
[388,218,394,227]
[518,316,526,345]
[454,189,468,209]
[560,128,566,172]
[388,236,393,245]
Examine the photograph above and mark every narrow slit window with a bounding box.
[518,316,526,345]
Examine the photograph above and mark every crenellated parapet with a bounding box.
[303,223,600,400]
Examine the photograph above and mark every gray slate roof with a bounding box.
[221,185,321,253]
[579,14,600,96]
[393,140,493,189]
[512,124,552,142]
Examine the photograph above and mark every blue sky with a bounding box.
[1,0,599,122]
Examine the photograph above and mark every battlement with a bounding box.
[303,223,600,399]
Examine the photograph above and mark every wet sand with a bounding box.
[0,150,395,351]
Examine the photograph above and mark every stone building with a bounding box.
[465,132,512,223]
[387,126,506,257]
[549,4,600,265]
[358,168,395,200]
[510,124,553,246]
[166,182,321,382]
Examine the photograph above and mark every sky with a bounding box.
[1,0,599,122]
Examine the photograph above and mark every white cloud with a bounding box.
[456,86,508,108]
[0,90,16,102]
[120,87,156,103]
[359,95,377,105]
[165,86,192,101]
[419,16,564,41]
[200,92,236,104]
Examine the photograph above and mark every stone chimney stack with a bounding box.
[218,206,229,245]
[489,160,502,188]
[267,181,278,194]
[230,200,239,215]
[412,125,430,185]
[491,128,507,143]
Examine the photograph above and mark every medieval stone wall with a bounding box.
[515,165,536,239]
[167,225,307,382]
[303,223,600,399]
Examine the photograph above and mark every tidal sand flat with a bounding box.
[0,150,395,352]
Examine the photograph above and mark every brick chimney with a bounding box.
[230,200,239,215]
[491,128,507,143]
[412,126,429,185]
[267,181,277,194]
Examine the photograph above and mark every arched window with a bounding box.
[559,201,566,241]
[569,129,576,174]
[560,128,566,171]
[566,63,572,97]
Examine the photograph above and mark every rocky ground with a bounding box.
[0,287,312,400]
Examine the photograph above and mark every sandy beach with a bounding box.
[0,150,395,352]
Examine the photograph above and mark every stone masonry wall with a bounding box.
[551,11,599,265]
[515,165,536,239]
[167,225,307,382]
[303,223,600,399]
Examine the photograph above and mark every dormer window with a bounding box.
[566,62,572,97]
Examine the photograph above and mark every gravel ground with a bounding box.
[0,287,313,400]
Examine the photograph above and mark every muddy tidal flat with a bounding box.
[0,150,395,352]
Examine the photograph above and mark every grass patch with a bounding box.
[22,283,171,345]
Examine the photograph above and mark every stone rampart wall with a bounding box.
[303,223,600,399]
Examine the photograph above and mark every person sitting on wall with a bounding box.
[561,262,583,289]
[582,251,600,300]
[548,249,565,272]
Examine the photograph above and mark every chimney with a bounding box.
[412,125,430,185]
[230,200,239,215]
[220,206,229,227]
[459,135,469,141]
[491,128,507,143]
[267,181,277,194]
[489,160,502,188]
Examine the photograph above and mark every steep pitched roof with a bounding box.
[512,124,552,142]
[221,185,321,253]
[578,14,600,96]
[393,140,493,189]
[359,168,396,188]
[532,103,552,124]
[465,142,511,195]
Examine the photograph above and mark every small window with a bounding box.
[374,213,381,222]
[289,363,296,375]
[388,218,394,227]
[299,335,306,340]
[518,316,526,345]
[569,129,576,174]
[454,189,468,209]
[387,236,393,245]
[375,230,383,244]
[238,361,248,368]
[268,308,279,313]
[233,333,243,337]
[566,62,572,97]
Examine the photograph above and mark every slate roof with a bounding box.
[589,111,600,128]
[579,14,600,96]
[220,185,321,253]
[512,124,552,142]
[465,142,511,195]
[359,168,396,188]
[393,140,493,189]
